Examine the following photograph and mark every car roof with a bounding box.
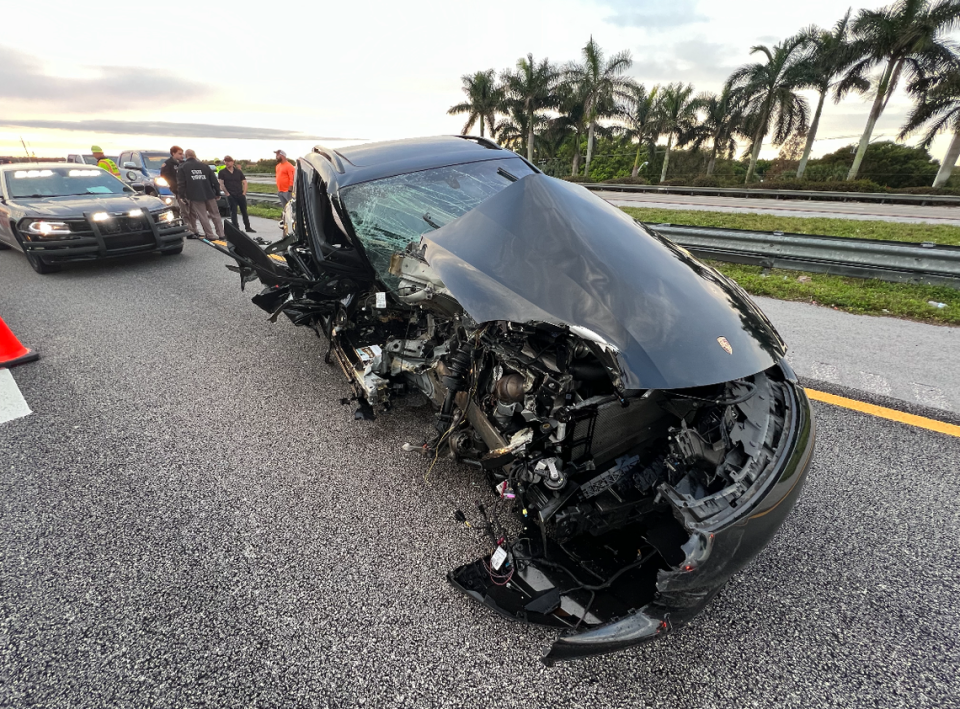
[0,162,98,171]
[305,135,526,188]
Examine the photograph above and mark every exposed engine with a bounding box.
[317,244,791,641]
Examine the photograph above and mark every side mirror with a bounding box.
[122,162,137,169]
[131,184,146,193]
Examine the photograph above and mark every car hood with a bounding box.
[421,174,786,390]
[10,193,163,217]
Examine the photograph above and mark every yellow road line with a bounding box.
[805,388,960,438]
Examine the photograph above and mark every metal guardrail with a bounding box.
[586,182,960,207]
[650,224,960,288]
[244,192,960,287]
[247,193,281,204]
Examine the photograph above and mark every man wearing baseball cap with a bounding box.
[92,146,120,178]
[274,150,295,208]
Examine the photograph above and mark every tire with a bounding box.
[25,251,62,274]
[13,228,61,273]
[160,244,184,256]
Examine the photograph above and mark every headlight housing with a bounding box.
[155,177,169,187]
[157,210,176,223]
[23,220,71,239]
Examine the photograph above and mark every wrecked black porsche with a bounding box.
[208,136,815,663]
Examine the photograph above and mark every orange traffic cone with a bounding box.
[0,316,39,368]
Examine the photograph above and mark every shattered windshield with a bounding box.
[340,157,536,289]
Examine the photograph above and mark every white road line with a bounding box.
[859,372,892,397]
[911,382,951,411]
[0,368,32,425]
[811,362,841,383]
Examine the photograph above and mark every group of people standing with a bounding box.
[160,147,228,239]
[158,146,296,239]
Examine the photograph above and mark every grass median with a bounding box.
[619,206,960,247]
[706,262,959,325]
[247,204,283,220]
[246,183,276,194]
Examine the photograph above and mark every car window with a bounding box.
[119,152,130,167]
[130,153,141,168]
[82,155,99,165]
[340,157,535,289]
[4,167,131,198]
[142,153,167,170]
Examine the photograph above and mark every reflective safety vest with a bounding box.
[98,157,120,177]
[215,165,226,174]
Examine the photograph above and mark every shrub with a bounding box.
[746,179,886,193]
[691,176,720,188]
[603,175,648,185]
[898,186,960,196]
[562,175,592,183]
[808,141,938,188]
[801,163,848,183]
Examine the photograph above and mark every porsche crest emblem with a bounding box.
[717,336,733,354]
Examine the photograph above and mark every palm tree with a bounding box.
[447,70,502,138]
[554,78,590,176]
[729,37,811,183]
[565,37,636,177]
[688,86,744,176]
[795,11,870,179]
[492,102,532,154]
[900,64,960,186]
[537,114,578,172]
[502,54,557,162]
[656,83,697,183]
[845,0,960,181]
[621,83,663,177]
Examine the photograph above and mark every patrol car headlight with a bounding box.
[157,210,176,223]
[92,212,110,222]
[163,197,173,205]
[155,177,169,187]
[24,220,71,238]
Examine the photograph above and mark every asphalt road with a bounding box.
[1,238,958,708]
[755,296,960,415]
[599,190,960,225]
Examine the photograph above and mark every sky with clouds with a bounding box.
[0,0,955,162]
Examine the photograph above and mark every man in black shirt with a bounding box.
[218,156,255,232]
